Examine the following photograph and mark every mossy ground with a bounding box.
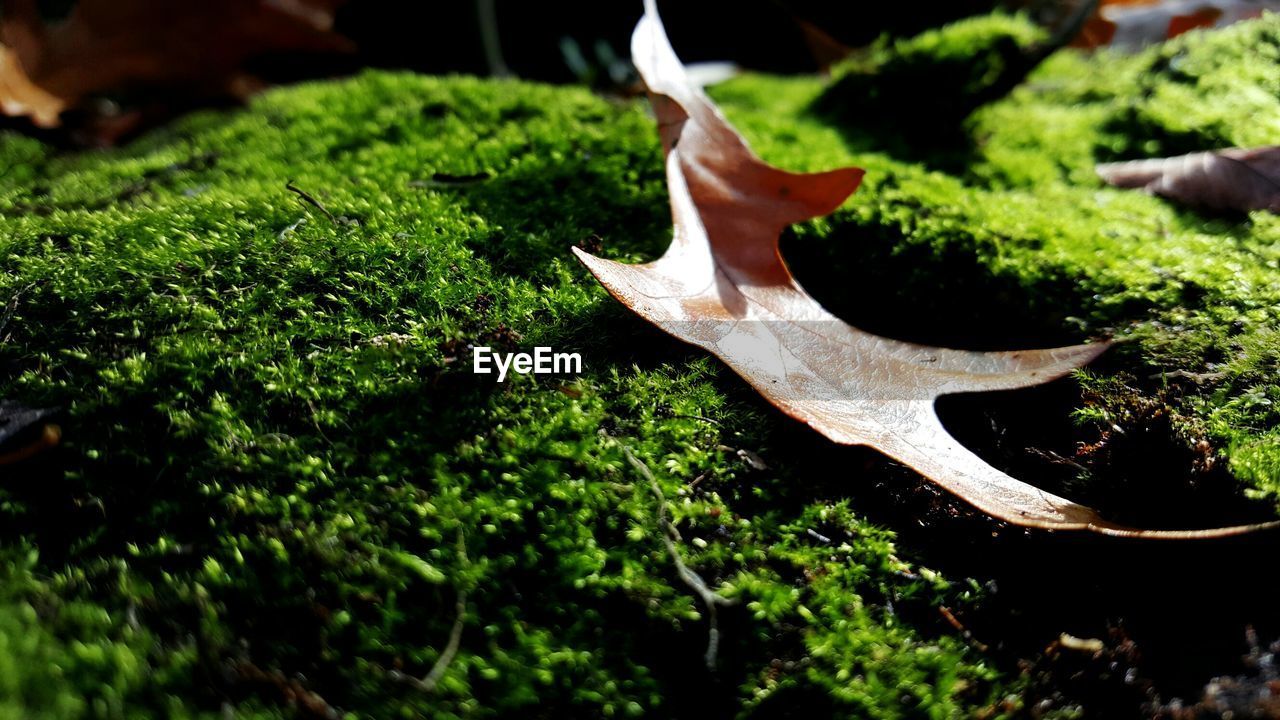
[0,12,1277,720]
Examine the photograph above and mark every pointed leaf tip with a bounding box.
[573,3,1278,539]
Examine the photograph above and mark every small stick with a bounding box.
[1026,447,1090,475]
[0,281,37,341]
[392,530,469,693]
[666,414,721,426]
[939,606,989,654]
[286,181,337,224]
[1057,633,1104,653]
[418,587,467,692]
[805,528,832,545]
[278,216,307,240]
[622,444,735,670]
[1152,369,1228,383]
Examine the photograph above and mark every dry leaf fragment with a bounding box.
[0,401,59,466]
[0,0,352,129]
[0,401,54,448]
[1097,146,1280,213]
[794,17,853,74]
[574,1,1278,538]
[1072,0,1277,49]
[0,44,62,127]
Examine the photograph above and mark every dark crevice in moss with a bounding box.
[782,224,1094,351]
[811,12,1052,172]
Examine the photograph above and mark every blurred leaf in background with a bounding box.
[0,0,352,143]
[1069,0,1280,48]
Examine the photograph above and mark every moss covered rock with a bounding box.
[816,12,1049,147]
[0,12,1277,719]
[0,72,1000,718]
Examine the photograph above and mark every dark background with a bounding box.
[23,0,1006,82]
[328,0,1000,80]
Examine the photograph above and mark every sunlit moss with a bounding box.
[0,11,1276,718]
[0,73,998,717]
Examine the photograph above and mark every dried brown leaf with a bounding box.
[574,1,1278,538]
[1071,0,1276,49]
[0,0,352,129]
[794,17,853,74]
[1097,146,1280,213]
[0,401,59,466]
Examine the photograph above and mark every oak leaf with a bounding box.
[574,0,1277,538]
[1097,146,1280,213]
[0,0,352,129]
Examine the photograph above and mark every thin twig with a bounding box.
[939,606,989,654]
[285,181,337,224]
[234,660,340,720]
[394,530,468,693]
[1151,368,1228,384]
[0,281,36,342]
[304,398,333,445]
[278,216,307,240]
[717,444,767,470]
[1026,447,1091,475]
[622,444,735,670]
[1057,633,1104,653]
[419,587,467,692]
[805,528,832,545]
[666,414,721,426]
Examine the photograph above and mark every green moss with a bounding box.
[972,16,1280,499]
[817,12,1049,137]
[970,15,1280,186]
[0,548,253,720]
[0,73,1000,717]
[1,13,1277,717]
